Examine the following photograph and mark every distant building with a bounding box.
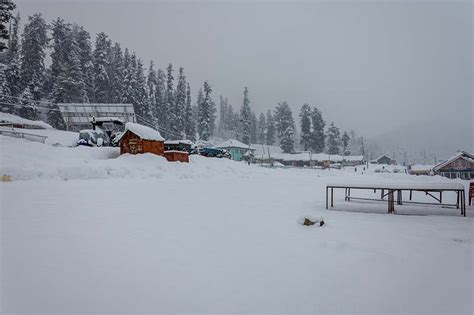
[432,151,474,180]
[409,164,434,176]
[119,122,164,156]
[371,154,397,165]
[217,139,256,161]
[57,103,136,131]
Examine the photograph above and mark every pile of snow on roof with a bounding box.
[217,139,255,150]
[0,112,53,129]
[124,122,164,141]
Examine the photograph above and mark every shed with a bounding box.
[164,150,189,163]
[119,122,165,156]
[217,139,256,161]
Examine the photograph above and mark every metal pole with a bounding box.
[331,187,334,207]
[326,186,328,209]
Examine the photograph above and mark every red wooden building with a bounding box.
[433,151,474,180]
[119,122,165,156]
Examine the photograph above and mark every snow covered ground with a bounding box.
[1,134,473,313]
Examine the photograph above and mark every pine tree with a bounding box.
[341,131,350,156]
[299,103,312,151]
[265,109,275,145]
[133,58,149,124]
[250,111,257,144]
[20,13,48,104]
[121,48,135,107]
[108,42,124,103]
[147,61,157,124]
[281,127,295,153]
[197,81,214,141]
[75,25,94,102]
[310,107,325,153]
[257,113,266,144]
[184,83,195,140]
[18,87,37,120]
[218,95,227,137]
[164,63,174,137]
[174,66,187,137]
[154,68,166,129]
[326,122,341,154]
[0,65,12,113]
[239,87,252,144]
[0,0,15,52]
[4,13,21,114]
[93,32,110,103]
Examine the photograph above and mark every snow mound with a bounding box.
[0,135,270,181]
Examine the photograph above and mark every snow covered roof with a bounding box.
[371,154,396,162]
[433,151,474,171]
[410,164,434,172]
[123,122,164,141]
[0,112,53,129]
[165,139,194,145]
[90,117,124,124]
[217,139,256,150]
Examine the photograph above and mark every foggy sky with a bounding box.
[15,0,473,155]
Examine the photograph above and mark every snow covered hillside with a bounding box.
[1,135,473,314]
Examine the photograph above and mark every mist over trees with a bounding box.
[0,6,368,156]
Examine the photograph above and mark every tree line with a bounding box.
[0,4,365,155]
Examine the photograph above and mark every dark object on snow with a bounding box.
[302,217,325,227]
[303,218,316,226]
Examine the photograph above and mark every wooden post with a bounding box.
[326,186,328,209]
[387,189,394,214]
[409,190,412,201]
[439,191,442,204]
[381,189,384,200]
[456,191,459,209]
[331,187,334,208]
[348,188,351,201]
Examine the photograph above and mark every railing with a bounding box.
[0,129,48,143]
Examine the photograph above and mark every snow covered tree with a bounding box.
[265,109,275,145]
[341,131,350,155]
[218,95,227,137]
[0,65,12,113]
[20,13,48,103]
[147,61,157,124]
[239,87,252,144]
[257,113,266,144]
[326,122,341,155]
[108,42,124,103]
[197,81,214,141]
[250,111,257,144]
[154,68,166,129]
[18,87,37,120]
[280,127,295,153]
[74,25,94,102]
[299,103,312,151]
[133,57,149,124]
[121,48,135,106]
[310,107,325,153]
[184,83,195,140]
[0,0,15,52]
[164,63,174,137]
[4,13,21,113]
[93,32,111,103]
[174,66,187,137]
[274,101,295,152]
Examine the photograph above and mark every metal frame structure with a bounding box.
[325,184,466,217]
[57,103,136,131]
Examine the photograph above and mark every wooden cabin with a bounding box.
[370,154,397,165]
[217,139,256,161]
[433,151,474,180]
[119,122,165,156]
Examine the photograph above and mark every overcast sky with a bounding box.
[15,0,472,149]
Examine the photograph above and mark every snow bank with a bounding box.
[0,135,270,181]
